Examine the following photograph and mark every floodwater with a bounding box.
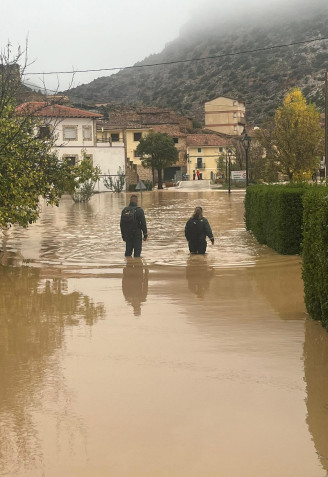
[0,190,328,477]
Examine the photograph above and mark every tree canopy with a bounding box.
[0,46,100,229]
[135,132,179,189]
[257,88,323,181]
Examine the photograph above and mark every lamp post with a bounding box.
[241,126,252,187]
[227,148,232,194]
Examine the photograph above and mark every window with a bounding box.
[197,157,203,168]
[234,125,238,131]
[198,147,202,153]
[134,132,142,141]
[84,154,93,163]
[233,112,237,118]
[219,147,223,153]
[63,155,78,166]
[233,100,237,106]
[134,150,141,157]
[173,137,179,144]
[38,125,51,139]
[63,125,77,141]
[82,126,92,141]
[111,133,120,142]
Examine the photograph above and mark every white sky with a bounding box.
[0,0,204,91]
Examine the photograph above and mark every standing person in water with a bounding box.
[120,194,148,258]
[185,206,214,254]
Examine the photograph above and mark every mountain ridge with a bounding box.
[67,1,328,125]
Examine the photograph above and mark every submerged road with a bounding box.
[0,190,327,476]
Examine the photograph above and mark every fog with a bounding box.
[0,0,326,91]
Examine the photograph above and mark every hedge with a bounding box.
[302,187,328,329]
[245,184,306,254]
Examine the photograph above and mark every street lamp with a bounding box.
[241,126,252,187]
[227,148,232,194]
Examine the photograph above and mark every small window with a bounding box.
[219,147,223,153]
[134,132,142,141]
[84,154,93,163]
[63,125,77,141]
[233,100,238,106]
[82,126,92,141]
[198,147,202,153]
[38,125,51,139]
[111,133,120,142]
[173,137,179,144]
[63,155,78,166]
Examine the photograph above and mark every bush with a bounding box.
[71,180,96,203]
[245,184,307,254]
[302,186,328,328]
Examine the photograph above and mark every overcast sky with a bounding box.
[1,0,326,92]
[0,0,205,91]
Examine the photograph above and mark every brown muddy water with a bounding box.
[0,190,328,477]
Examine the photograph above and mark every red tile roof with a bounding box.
[16,102,103,118]
[187,134,231,147]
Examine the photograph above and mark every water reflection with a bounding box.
[122,259,149,316]
[185,256,215,298]
[0,266,105,475]
[304,319,328,472]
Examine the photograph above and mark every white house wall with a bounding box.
[51,117,126,192]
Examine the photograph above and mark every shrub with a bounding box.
[302,186,328,329]
[71,180,96,203]
[245,184,307,254]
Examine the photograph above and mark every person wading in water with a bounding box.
[185,206,214,254]
[120,194,148,258]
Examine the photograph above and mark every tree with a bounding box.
[257,88,323,181]
[0,45,100,229]
[135,132,179,189]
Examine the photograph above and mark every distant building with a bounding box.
[16,102,125,192]
[186,133,233,181]
[205,97,246,136]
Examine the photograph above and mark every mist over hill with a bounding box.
[67,0,328,125]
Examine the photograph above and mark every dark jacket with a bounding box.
[185,217,214,243]
[120,201,148,239]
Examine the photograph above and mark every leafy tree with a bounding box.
[257,88,323,181]
[0,45,100,229]
[136,132,179,189]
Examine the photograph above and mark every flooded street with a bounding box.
[1,190,328,477]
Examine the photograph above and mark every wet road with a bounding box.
[0,190,328,476]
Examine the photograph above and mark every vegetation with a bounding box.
[256,89,323,181]
[136,132,179,189]
[67,4,328,125]
[245,184,307,254]
[103,167,126,193]
[0,45,100,229]
[302,187,328,329]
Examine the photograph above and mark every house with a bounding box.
[204,97,246,136]
[16,102,126,192]
[96,106,193,186]
[186,133,233,181]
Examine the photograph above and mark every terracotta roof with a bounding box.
[187,134,231,147]
[16,102,103,118]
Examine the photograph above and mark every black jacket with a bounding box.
[120,201,148,239]
[185,217,214,243]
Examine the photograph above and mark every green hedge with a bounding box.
[302,187,328,329]
[245,184,306,254]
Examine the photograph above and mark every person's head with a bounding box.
[130,194,138,204]
[192,206,203,219]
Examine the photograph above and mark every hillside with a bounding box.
[67,1,328,126]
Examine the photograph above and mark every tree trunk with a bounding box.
[157,168,163,189]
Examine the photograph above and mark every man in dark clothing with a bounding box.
[120,194,148,257]
[185,206,214,254]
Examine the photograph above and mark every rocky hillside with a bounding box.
[67,0,328,126]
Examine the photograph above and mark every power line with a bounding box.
[23,36,328,76]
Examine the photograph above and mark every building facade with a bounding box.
[205,97,246,136]
[16,102,126,192]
